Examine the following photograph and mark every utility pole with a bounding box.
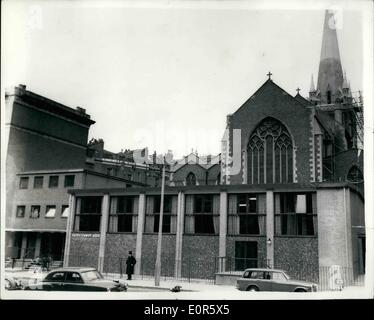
[154,159,166,286]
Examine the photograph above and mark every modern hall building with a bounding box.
[62,10,365,287]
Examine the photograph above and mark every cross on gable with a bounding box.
[296,87,301,94]
[267,71,272,80]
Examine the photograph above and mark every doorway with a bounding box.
[235,241,258,271]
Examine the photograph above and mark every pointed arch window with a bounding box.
[346,165,363,183]
[186,172,197,186]
[247,118,293,184]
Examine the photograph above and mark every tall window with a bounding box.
[186,172,197,186]
[228,194,266,236]
[153,195,172,233]
[75,196,102,232]
[248,117,293,184]
[108,196,136,233]
[274,193,317,236]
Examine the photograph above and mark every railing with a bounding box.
[65,254,366,291]
[215,257,270,274]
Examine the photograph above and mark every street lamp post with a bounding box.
[154,160,166,286]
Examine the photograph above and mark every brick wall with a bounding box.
[172,164,207,185]
[103,233,137,274]
[68,233,100,268]
[274,237,319,283]
[181,235,219,279]
[141,234,176,277]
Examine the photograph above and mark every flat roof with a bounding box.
[67,181,360,195]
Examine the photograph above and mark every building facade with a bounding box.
[4,85,146,265]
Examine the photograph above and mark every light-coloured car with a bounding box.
[236,268,318,292]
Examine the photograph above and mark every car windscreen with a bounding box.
[80,270,104,281]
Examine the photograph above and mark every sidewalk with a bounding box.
[123,278,235,292]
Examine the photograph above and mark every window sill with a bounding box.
[184,233,219,236]
[227,234,266,237]
[107,232,137,234]
[45,217,56,219]
[274,235,318,238]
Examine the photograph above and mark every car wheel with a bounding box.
[294,288,307,292]
[247,286,259,292]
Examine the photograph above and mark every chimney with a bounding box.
[76,106,86,114]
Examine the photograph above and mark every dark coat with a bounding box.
[126,256,136,275]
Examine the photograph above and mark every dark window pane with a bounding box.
[117,196,134,213]
[49,176,59,188]
[306,193,313,213]
[30,206,40,218]
[80,197,102,213]
[239,216,260,235]
[118,215,133,232]
[154,196,172,213]
[238,195,247,213]
[34,176,43,188]
[64,175,75,187]
[186,172,196,186]
[153,214,171,233]
[248,196,257,213]
[194,195,213,213]
[16,206,25,218]
[19,177,29,189]
[194,215,215,234]
[79,215,101,232]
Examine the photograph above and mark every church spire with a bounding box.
[310,74,316,92]
[317,10,344,103]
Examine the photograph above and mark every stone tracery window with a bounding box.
[247,117,293,184]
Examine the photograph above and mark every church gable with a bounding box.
[225,79,314,185]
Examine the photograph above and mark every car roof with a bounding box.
[49,267,97,273]
[244,268,286,273]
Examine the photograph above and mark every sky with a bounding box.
[2,0,368,159]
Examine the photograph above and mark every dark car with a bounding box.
[23,267,127,292]
[236,268,318,292]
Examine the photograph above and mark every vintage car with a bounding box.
[236,268,318,292]
[23,267,128,292]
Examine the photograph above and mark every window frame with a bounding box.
[19,177,29,189]
[33,176,44,189]
[45,205,57,218]
[61,205,69,218]
[30,205,41,219]
[49,176,59,188]
[64,175,75,188]
[16,205,26,218]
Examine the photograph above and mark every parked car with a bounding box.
[23,267,128,292]
[236,268,318,292]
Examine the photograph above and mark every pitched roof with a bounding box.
[294,93,312,106]
[233,79,308,115]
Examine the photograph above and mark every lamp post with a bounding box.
[154,159,166,286]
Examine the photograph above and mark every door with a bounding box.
[235,241,258,271]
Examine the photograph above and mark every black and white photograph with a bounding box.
[1,0,373,305]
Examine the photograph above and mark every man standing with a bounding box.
[126,251,136,280]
